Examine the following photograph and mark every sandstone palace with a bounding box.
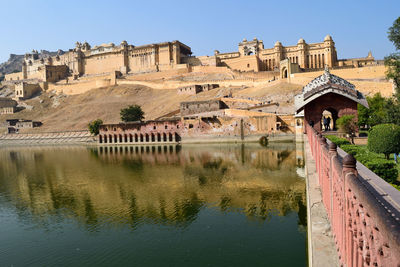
[3,35,377,91]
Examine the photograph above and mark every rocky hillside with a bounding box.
[0,81,302,133]
[0,50,62,81]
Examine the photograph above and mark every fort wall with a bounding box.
[84,53,126,75]
[4,72,24,82]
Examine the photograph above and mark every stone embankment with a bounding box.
[0,131,95,145]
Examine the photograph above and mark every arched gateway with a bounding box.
[295,66,368,132]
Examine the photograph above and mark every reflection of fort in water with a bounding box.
[0,143,306,229]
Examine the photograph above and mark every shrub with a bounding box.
[336,115,356,133]
[88,119,103,135]
[363,158,398,183]
[325,135,351,147]
[335,143,399,184]
[368,124,400,159]
[120,105,144,122]
[340,145,366,156]
[259,135,269,146]
[336,115,357,144]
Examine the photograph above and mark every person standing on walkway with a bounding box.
[327,117,331,131]
[323,117,328,131]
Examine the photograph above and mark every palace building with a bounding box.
[214,35,376,73]
[3,35,378,88]
[4,40,192,83]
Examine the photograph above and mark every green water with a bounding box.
[0,143,307,266]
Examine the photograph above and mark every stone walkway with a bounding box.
[304,137,340,267]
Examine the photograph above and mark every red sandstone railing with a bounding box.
[306,124,400,267]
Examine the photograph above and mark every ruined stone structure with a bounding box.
[0,97,17,114]
[180,100,227,116]
[98,119,182,145]
[5,119,42,133]
[295,67,368,132]
[98,96,296,145]
[14,82,42,100]
[306,125,400,266]
[177,84,219,95]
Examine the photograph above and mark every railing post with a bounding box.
[316,133,323,183]
[342,154,358,266]
[328,142,337,221]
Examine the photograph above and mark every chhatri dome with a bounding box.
[298,38,305,44]
[324,34,333,41]
[274,41,282,46]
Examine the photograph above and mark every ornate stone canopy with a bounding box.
[295,67,369,113]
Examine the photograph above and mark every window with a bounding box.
[165,125,168,129]
[247,64,250,68]
[153,126,156,130]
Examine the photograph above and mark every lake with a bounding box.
[0,143,307,266]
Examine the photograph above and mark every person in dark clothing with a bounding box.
[323,117,328,131]
[327,117,331,131]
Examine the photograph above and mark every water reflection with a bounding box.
[0,143,306,230]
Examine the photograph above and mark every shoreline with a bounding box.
[0,131,298,146]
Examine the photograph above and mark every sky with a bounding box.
[0,0,399,63]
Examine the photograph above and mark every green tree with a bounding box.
[386,98,400,125]
[385,53,400,98]
[357,93,388,128]
[120,105,144,122]
[336,115,357,144]
[386,17,400,98]
[388,17,400,50]
[368,124,400,159]
[88,119,103,135]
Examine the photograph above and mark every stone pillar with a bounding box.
[172,132,176,143]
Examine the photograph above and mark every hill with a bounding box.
[0,81,303,132]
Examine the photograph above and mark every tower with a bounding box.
[274,41,283,69]
[324,35,336,67]
[297,38,306,68]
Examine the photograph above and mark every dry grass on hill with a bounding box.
[0,85,226,132]
[0,81,304,132]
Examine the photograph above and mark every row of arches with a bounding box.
[98,132,181,144]
[98,145,179,155]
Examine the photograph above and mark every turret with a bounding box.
[297,38,306,68]
[323,35,335,67]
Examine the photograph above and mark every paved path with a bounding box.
[304,137,340,267]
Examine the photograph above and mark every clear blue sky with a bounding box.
[1,0,399,63]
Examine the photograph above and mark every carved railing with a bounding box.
[306,124,400,266]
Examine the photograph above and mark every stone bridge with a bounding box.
[306,123,400,266]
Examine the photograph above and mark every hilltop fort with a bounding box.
[3,35,377,85]
[0,35,393,134]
